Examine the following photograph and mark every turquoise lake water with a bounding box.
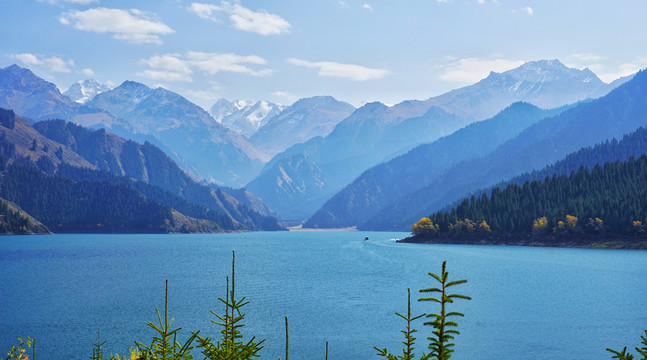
[1,231,646,359]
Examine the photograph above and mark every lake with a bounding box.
[1,231,646,359]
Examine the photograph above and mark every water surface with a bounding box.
[1,232,645,359]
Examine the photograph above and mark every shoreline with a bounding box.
[398,234,647,250]
[288,225,358,231]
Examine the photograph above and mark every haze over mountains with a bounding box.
[358,69,647,231]
[247,60,630,222]
[0,59,642,232]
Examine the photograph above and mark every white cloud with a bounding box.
[338,1,350,8]
[565,53,605,73]
[271,90,298,104]
[438,57,524,83]
[288,58,389,81]
[188,51,273,76]
[524,6,533,15]
[141,54,193,74]
[565,54,646,82]
[363,3,373,11]
[39,0,98,4]
[136,70,193,82]
[188,2,290,36]
[10,53,75,73]
[437,0,449,2]
[81,68,95,76]
[59,7,174,44]
[137,52,273,82]
[477,0,485,4]
[187,3,222,21]
[598,62,645,83]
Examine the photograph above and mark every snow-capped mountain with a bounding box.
[424,59,614,121]
[0,64,123,128]
[210,99,284,138]
[63,79,112,104]
[249,96,355,157]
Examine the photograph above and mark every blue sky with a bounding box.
[1,0,646,109]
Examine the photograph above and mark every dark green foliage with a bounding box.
[0,131,16,159]
[0,109,16,130]
[0,199,31,234]
[0,162,173,233]
[91,331,107,360]
[607,330,647,360]
[425,155,647,237]
[56,164,237,231]
[419,261,471,360]
[195,251,265,360]
[135,280,198,360]
[374,288,427,360]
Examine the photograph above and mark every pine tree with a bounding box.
[134,280,198,360]
[374,288,427,360]
[419,261,471,360]
[195,251,264,360]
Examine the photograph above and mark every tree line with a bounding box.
[413,155,647,240]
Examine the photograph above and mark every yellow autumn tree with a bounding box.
[586,217,605,234]
[532,216,549,236]
[478,220,491,233]
[411,217,440,236]
[554,215,581,235]
[448,218,477,235]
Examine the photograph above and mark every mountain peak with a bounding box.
[119,80,150,90]
[493,59,602,84]
[64,79,112,104]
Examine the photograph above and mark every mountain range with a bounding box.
[0,108,282,232]
[358,68,647,231]
[1,60,643,232]
[86,80,269,186]
[249,96,355,157]
[304,101,570,228]
[247,60,630,222]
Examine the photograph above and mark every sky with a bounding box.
[1,0,646,110]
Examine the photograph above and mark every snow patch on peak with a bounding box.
[63,79,113,104]
[210,98,284,137]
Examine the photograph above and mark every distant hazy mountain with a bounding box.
[63,79,112,104]
[304,102,569,228]
[87,81,267,186]
[360,68,647,231]
[246,100,465,220]
[423,59,615,121]
[0,65,123,128]
[250,96,355,157]
[246,59,630,222]
[210,98,284,138]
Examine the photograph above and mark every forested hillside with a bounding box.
[33,119,282,230]
[411,155,647,245]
